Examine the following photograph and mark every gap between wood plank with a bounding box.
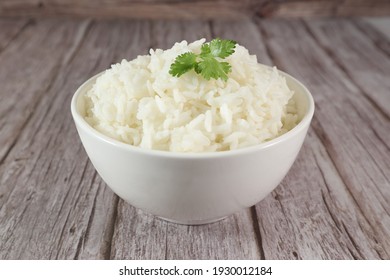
[164,223,169,260]
[54,158,90,259]
[315,154,362,259]
[250,206,265,259]
[73,170,99,259]
[104,195,119,259]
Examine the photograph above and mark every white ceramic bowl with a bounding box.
[71,69,314,225]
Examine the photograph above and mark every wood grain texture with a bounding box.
[0,19,93,259]
[0,19,152,259]
[0,17,389,260]
[354,18,390,55]
[260,0,390,17]
[0,0,389,19]
[256,18,390,259]
[363,17,390,40]
[0,19,85,164]
[0,0,260,19]
[0,18,29,53]
[305,18,390,117]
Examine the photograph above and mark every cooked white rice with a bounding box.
[84,39,298,152]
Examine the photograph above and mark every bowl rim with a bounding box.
[71,68,315,159]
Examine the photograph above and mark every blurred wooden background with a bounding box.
[0,0,389,19]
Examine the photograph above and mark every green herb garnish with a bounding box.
[169,38,237,81]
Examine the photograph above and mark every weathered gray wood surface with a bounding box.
[0,0,389,19]
[0,17,389,260]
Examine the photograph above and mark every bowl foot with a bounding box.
[157,215,228,225]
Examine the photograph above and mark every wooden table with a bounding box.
[0,17,389,260]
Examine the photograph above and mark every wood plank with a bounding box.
[109,20,262,260]
[304,19,390,118]
[0,0,259,19]
[0,18,94,259]
[260,0,390,18]
[0,19,151,259]
[256,18,390,259]
[0,19,84,164]
[1,0,389,19]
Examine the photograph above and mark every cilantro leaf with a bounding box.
[169,39,237,81]
[198,58,231,81]
[169,52,197,77]
[200,43,211,57]
[207,38,237,59]
[194,63,201,74]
